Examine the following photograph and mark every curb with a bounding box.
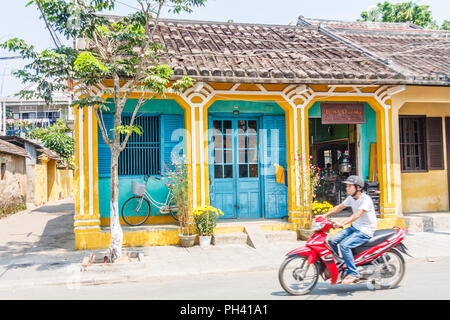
[0,253,444,290]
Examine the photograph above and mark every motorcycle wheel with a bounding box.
[373,248,405,289]
[278,255,319,295]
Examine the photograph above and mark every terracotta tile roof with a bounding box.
[0,138,29,158]
[144,18,404,84]
[37,147,61,161]
[0,136,60,161]
[92,16,449,86]
[298,17,450,85]
[297,16,423,31]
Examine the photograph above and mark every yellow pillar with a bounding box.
[375,102,397,218]
[74,105,101,250]
[277,90,312,229]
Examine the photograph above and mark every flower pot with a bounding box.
[198,235,212,247]
[179,234,197,247]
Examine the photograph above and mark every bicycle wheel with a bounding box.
[121,196,151,226]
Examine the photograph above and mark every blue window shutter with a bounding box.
[160,114,185,173]
[262,115,288,218]
[97,113,114,178]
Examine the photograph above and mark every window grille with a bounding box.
[119,115,160,176]
[399,116,426,171]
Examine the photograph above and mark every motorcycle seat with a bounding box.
[352,229,397,257]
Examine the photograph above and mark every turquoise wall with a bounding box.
[308,101,377,180]
[360,104,377,180]
[99,176,173,218]
[103,98,184,114]
[208,100,285,114]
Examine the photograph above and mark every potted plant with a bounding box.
[164,155,196,247]
[192,205,224,247]
[312,200,333,216]
[297,155,322,239]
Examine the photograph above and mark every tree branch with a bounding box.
[119,91,147,152]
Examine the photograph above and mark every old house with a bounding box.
[72,17,450,249]
[0,135,73,206]
[0,139,29,216]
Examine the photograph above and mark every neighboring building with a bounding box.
[0,139,29,216]
[0,83,74,136]
[73,17,450,249]
[296,17,450,215]
[0,135,73,207]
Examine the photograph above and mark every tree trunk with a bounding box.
[109,149,123,262]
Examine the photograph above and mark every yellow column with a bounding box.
[74,105,102,250]
[377,103,397,218]
[280,101,312,229]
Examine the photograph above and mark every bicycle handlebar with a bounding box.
[144,175,161,182]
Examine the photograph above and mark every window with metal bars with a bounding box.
[399,116,427,171]
[119,115,160,176]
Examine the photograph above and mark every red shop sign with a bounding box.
[321,102,365,124]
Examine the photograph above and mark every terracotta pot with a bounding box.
[179,234,197,247]
[199,235,212,247]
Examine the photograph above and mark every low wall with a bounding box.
[34,162,74,206]
[0,153,27,217]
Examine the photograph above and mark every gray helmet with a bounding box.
[342,175,365,188]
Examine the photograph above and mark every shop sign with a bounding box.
[321,103,365,124]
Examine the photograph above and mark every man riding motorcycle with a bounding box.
[321,175,377,285]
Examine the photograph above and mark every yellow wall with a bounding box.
[34,162,48,206]
[401,171,448,212]
[49,169,74,201]
[34,160,74,205]
[398,101,450,213]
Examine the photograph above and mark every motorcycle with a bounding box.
[278,216,411,295]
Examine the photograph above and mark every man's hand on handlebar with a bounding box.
[332,222,344,229]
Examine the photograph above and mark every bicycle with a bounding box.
[121,175,178,226]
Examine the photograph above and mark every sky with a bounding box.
[0,0,449,98]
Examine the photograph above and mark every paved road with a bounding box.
[0,256,449,300]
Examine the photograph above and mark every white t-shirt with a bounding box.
[342,193,377,237]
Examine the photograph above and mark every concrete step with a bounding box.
[264,230,298,243]
[244,224,269,249]
[403,214,450,233]
[212,232,248,246]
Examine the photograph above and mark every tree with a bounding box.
[1,0,206,261]
[27,119,75,169]
[359,1,444,29]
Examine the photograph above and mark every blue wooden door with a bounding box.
[235,119,261,218]
[261,116,288,218]
[209,118,261,219]
[210,119,235,218]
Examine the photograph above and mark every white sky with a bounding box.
[0,0,448,97]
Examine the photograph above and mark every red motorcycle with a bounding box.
[279,216,411,295]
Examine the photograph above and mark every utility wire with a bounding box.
[35,0,62,49]
[0,56,23,60]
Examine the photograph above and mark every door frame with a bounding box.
[208,114,264,219]
[445,117,450,207]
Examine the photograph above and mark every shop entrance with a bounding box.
[309,119,358,206]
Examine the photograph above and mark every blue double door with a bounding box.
[209,116,287,219]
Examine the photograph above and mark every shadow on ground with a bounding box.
[0,200,81,273]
